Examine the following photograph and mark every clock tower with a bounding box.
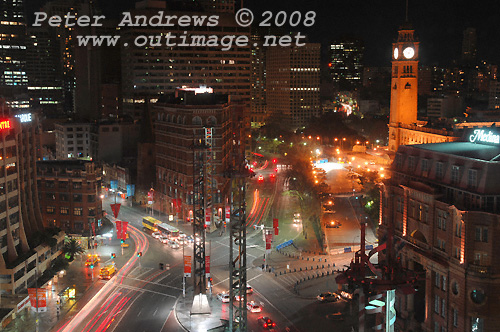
[388,23,420,151]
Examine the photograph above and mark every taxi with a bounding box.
[85,254,100,267]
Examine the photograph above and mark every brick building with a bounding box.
[379,129,500,332]
[154,90,242,226]
[37,160,102,235]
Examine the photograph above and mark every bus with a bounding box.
[142,216,161,232]
[99,264,117,280]
[157,223,180,238]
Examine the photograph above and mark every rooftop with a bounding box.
[412,142,500,162]
[37,159,93,170]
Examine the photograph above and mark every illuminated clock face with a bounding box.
[403,47,415,59]
[393,48,399,59]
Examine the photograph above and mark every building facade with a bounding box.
[379,133,500,332]
[266,43,321,129]
[329,38,364,90]
[0,115,64,295]
[153,90,235,225]
[37,160,102,235]
[120,1,251,119]
[54,122,98,160]
[0,0,29,113]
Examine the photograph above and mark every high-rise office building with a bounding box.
[266,43,321,129]
[329,38,364,90]
[197,0,235,13]
[0,0,29,113]
[249,29,267,127]
[26,26,64,116]
[120,1,251,119]
[461,27,477,64]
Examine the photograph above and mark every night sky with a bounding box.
[27,0,500,67]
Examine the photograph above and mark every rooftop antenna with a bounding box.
[405,0,409,22]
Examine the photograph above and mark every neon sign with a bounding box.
[15,113,32,123]
[0,120,11,130]
[469,129,500,144]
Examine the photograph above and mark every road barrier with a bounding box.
[276,240,294,250]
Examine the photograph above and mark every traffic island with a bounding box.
[175,287,225,332]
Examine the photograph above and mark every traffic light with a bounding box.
[111,253,116,259]
[137,252,142,257]
[90,264,94,269]
[120,239,124,244]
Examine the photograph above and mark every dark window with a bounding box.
[73,182,82,189]
[60,193,69,201]
[73,194,82,202]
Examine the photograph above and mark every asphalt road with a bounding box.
[57,157,376,332]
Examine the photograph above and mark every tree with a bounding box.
[63,238,85,261]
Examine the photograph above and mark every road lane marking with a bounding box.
[116,284,178,298]
[124,276,182,290]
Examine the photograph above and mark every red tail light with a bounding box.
[263,323,267,328]
[272,323,276,326]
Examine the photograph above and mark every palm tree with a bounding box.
[63,238,85,261]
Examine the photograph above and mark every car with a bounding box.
[325,220,340,228]
[258,174,264,182]
[293,212,301,223]
[217,292,230,303]
[185,235,194,243]
[159,235,169,244]
[168,240,180,249]
[246,285,253,294]
[234,294,244,301]
[85,254,100,267]
[257,316,276,329]
[246,301,262,313]
[176,237,186,245]
[152,231,161,239]
[317,292,339,302]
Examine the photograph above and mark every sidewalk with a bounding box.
[2,236,135,332]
